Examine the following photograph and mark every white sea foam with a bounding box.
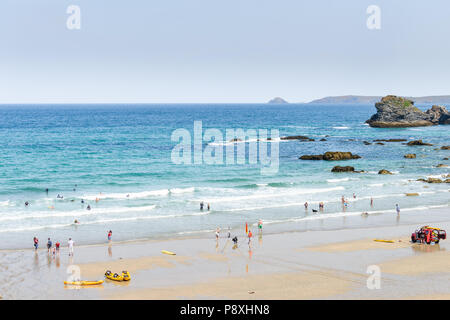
[0,205,157,223]
[195,186,345,204]
[333,126,350,129]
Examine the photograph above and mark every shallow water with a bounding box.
[0,104,448,249]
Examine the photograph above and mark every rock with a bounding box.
[405,193,419,196]
[299,152,361,161]
[375,142,385,145]
[366,95,450,127]
[444,158,449,160]
[320,138,327,141]
[308,138,315,141]
[425,105,450,124]
[404,154,416,159]
[417,177,444,183]
[407,140,433,146]
[331,166,357,172]
[281,135,310,140]
[363,141,372,145]
[323,152,361,161]
[374,139,407,142]
[299,155,324,160]
[268,97,288,104]
[441,146,450,150]
[436,164,448,168]
[378,169,393,175]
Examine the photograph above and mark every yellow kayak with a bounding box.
[161,250,176,255]
[64,280,104,286]
[373,239,395,243]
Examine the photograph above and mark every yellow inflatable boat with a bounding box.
[64,280,104,286]
[105,270,124,281]
[122,270,131,281]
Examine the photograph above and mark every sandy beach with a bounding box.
[1,206,449,300]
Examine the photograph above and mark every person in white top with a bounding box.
[68,238,74,256]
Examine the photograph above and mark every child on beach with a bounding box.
[108,230,112,242]
[248,230,253,245]
[258,220,263,233]
[33,237,39,250]
[304,202,308,210]
[55,241,60,254]
[200,202,204,211]
[395,204,400,215]
[370,197,374,206]
[68,238,74,256]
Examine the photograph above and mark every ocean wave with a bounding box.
[0,205,157,222]
[333,126,350,130]
[0,210,209,233]
[78,187,195,200]
[195,186,345,204]
[0,200,11,206]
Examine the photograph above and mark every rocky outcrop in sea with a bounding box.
[366,95,450,128]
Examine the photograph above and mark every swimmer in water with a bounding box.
[86,205,91,211]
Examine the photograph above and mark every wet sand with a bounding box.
[1,207,449,300]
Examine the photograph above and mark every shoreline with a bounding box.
[1,206,449,299]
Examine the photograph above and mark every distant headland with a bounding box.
[308,95,450,105]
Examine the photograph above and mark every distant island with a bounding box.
[309,95,450,105]
[268,97,288,104]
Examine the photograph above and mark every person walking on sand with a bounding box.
[341,195,345,204]
[107,230,112,242]
[227,226,231,238]
[395,204,400,215]
[207,203,210,211]
[55,241,60,254]
[248,230,253,245]
[258,219,263,233]
[68,238,74,256]
[33,237,39,251]
[370,197,373,207]
[47,238,52,253]
[353,193,356,199]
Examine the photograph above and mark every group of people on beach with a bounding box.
[33,237,73,256]
[214,219,263,248]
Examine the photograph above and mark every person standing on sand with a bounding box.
[353,193,356,199]
[341,195,345,204]
[68,238,74,256]
[227,227,231,238]
[370,197,373,207]
[55,241,60,254]
[207,203,210,211]
[108,230,112,242]
[248,230,253,245]
[33,237,39,251]
[215,227,220,240]
[200,202,204,211]
[304,202,308,210]
[258,220,263,233]
[47,238,52,253]
[395,204,400,215]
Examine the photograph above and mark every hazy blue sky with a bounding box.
[1,0,449,103]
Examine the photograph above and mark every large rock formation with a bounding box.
[299,152,361,161]
[366,95,450,128]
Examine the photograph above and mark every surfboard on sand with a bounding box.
[161,250,176,255]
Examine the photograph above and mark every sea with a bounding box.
[0,103,448,249]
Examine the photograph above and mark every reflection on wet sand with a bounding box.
[411,243,445,254]
[108,244,112,257]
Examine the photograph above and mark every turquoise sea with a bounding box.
[0,104,448,249]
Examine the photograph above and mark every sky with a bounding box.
[1,0,450,103]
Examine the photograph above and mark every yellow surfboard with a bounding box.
[64,280,104,286]
[161,250,176,255]
[373,239,395,243]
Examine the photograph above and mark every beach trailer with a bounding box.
[411,226,446,244]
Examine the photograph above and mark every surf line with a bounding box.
[170,121,280,175]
